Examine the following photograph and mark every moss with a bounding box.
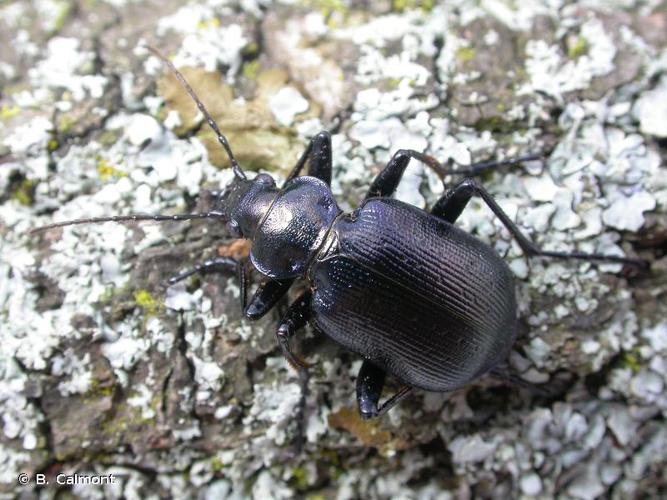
[57,114,76,134]
[47,139,59,151]
[99,130,119,146]
[620,352,641,374]
[134,289,162,317]
[0,105,20,121]
[210,456,225,472]
[242,42,260,59]
[101,403,154,440]
[291,467,309,490]
[197,17,221,30]
[85,377,115,399]
[96,157,127,181]
[98,284,130,305]
[392,0,434,13]
[304,0,347,26]
[242,60,260,81]
[568,37,588,59]
[474,115,518,134]
[11,179,36,206]
[51,0,72,35]
[456,46,476,64]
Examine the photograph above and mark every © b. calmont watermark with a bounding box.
[18,472,118,486]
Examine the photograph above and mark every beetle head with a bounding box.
[214,172,278,239]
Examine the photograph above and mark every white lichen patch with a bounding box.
[1,0,666,497]
[268,86,309,126]
[28,36,108,102]
[244,369,302,446]
[602,191,656,231]
[521,19,616,101]
[156,7,247,80]
[633,76,667,138]
[127,383,157,420]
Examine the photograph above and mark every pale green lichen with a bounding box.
[456,46,476,63]
[0,105,20,121]
[11,179,36,206]
[568,36,589,59]
[133,289,162,317]
[96,157,127,181]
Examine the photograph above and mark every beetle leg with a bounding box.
[276,290,313,452]
[167,257,238,285]
[276,290,313,371]
[167,257,254,309]
[431,178,647,268]
[490,365,560,398]
[284,131,332,186]
[356,360,413,419]
[365,149,435,199]
[365,148,472,199]
[366,150,542,200]
[244,278,295,320]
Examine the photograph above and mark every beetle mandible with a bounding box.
[32,47,647,425]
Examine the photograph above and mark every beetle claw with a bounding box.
[284,352,312,371]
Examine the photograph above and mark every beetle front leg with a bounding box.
[284,131,332,186]
[276,290,312,370]
[431,178,647,268]
[356,360,413,419]
[244,278,295,320]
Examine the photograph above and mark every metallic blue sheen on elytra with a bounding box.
[310,198,517,392]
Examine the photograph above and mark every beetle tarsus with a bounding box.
[356,360,413,420]
[284,131,332,187]
[490,365,567,399]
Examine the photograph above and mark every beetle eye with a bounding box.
[227,220,242,238]
[254,173,275,186]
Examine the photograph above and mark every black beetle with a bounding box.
[32,48,646,427]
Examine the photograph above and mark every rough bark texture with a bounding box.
[1,1,666,498]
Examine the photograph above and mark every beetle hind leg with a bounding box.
[431,178,647,269]
[356,360,413,419]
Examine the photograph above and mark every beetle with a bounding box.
[32,47,646,428]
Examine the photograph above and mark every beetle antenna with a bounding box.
[145,45,246,180]
[29,212,225,235]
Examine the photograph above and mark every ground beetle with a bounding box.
[33,48,646,428]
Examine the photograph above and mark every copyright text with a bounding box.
[18,473,118,486]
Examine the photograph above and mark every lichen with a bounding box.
[1,1,665,497]
[133,289,162,317]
